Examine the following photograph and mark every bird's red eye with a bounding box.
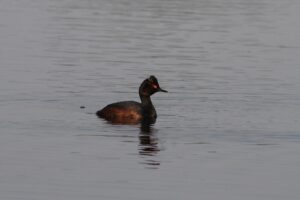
[152,84,158,89]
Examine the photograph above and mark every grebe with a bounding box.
[96,75,167,124]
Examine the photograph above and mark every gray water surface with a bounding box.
[1,0,300,199]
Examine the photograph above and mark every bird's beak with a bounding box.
[158,87,168,93]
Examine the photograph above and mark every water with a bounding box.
[1,0,300,199]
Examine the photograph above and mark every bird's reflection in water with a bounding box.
[138,120,160,168]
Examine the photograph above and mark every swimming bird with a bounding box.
[96,75,167,124]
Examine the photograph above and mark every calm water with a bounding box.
[1,0,300,199]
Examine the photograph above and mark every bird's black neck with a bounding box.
[140,95,157,119]
[140,95,153,108]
